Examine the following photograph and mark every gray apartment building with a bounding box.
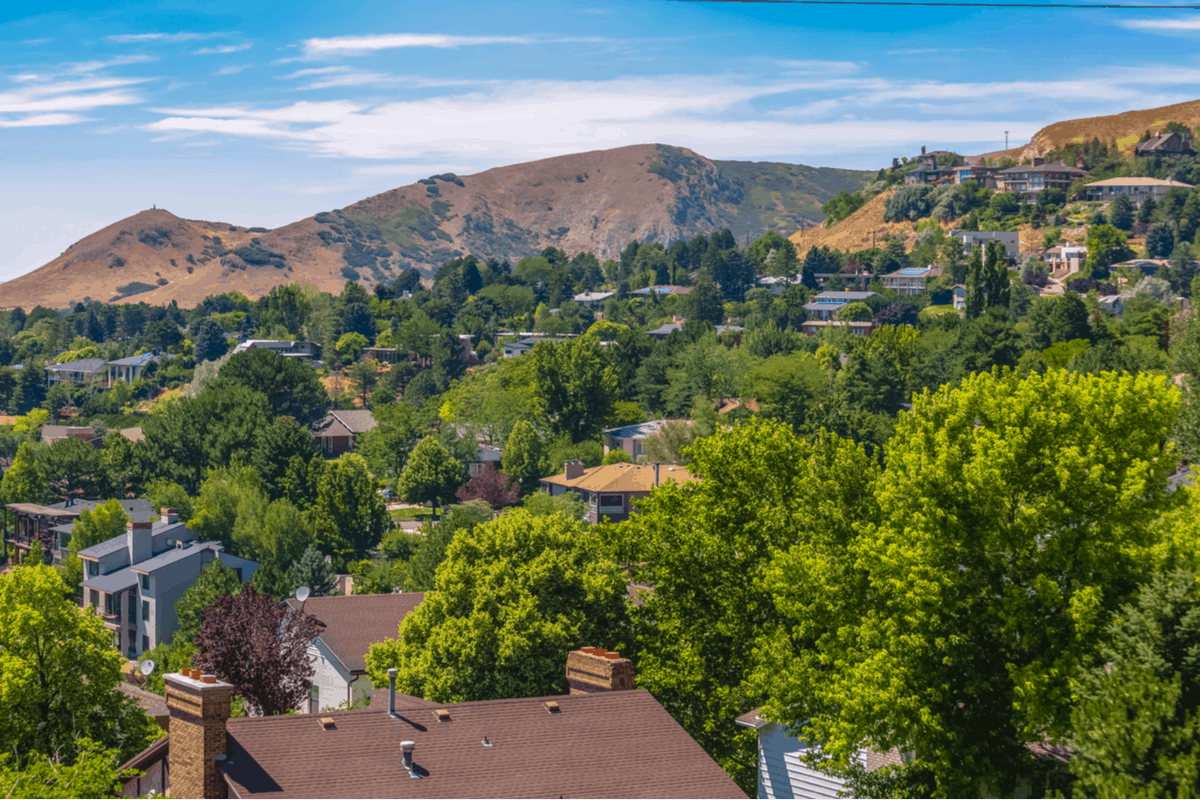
[950,230,1020,260]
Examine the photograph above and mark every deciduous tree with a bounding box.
[530,337,618,443]
[397,437,463,517]
[312,453,388,566]
[454,469,519,510]
[215,347,331,428]
[174,558,243,645]
[501,420,549,495]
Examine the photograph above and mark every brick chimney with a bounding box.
[162,507,178,525]
[566,647,635,694]
[564,459,585,480]
[127,520,154,565]
[164,672,233,799]
[1032,157,1045,167]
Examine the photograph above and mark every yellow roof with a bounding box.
[541,463,696,493]
[1086,177,1194,188]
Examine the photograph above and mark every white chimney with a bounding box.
[162,507,178,525]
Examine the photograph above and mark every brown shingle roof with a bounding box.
[330,409,378,434]
[219,689,745,798]
[540,463,696,494]
[284,593,425,673]
[119,427,145,443]
[118,682,169,728]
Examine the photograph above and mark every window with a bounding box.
[141,574,149,591]
[89,589,99,609]
[599,494,624,510]
[128,594,136,624]
[143,635,150,653]
[309,685,320,715]
[165,538,174,548]
[87,561,99,578]
[142,600,150,621]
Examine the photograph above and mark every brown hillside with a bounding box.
[789,190,927,252]
[3,143,873,310]
[1019,99,1200,160]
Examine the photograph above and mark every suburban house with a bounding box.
[799,320,874,336]
[758,276,805,294]
[736,708,903,799]
[1135,131,1193,158]
[117,649,744,799]
[41,424,103,447]
[5,497,154,566]
[362,347,410,365]
[44,357,106,387]
[469,444,503,477]
[501,335,573,358]
[1084,177,1194,203]
[603,419,679,459]
[283,592,426,714]
[950,230,1020,259]
[904,162,955,185]
[231,339,320,361]
[630,285,693,298]
[539,461,696,524]
[953,164,1002,189]
[953,284,967,310]
[118,426,145,444]
[803,291,880,321]
[646,320,684,340]
[996,159,1090,197]
[77,509,258,658]
[106,351,170,386]
[313,410,378,456]
[1099,295,1126,316]
[1045,244,1088,277]
[118,682,170,731]
[574,290,617,306]
[882,265,942,295]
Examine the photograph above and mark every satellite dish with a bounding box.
[295,586,311,603]
[139,659,155,676]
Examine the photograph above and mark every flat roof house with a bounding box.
[799,320,874,336]
[44,357,106,386]
[5,497,154,566]
[1085,177,1194,203]
[603,419,681,459]
[283,592,426,714]
[882,265,942,296]
[573,290,617,306]
[231,339,320,361]
[950,230,1020,260]
[953,164,1002,189]
[803,291,880,321]
[106,351,171,386]
[540,461,696,524]
[77,508,258,659]
[313,410,378,456]
[996,159,1089,198]
[1045,244,1088,278]
[118,649,745,799]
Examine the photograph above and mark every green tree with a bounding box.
[1070,568,1200,798]
[604,421,878,794]
[753,369,1180,797]
[252,416,319,501]
[365,508,629,702]
[193,318,230,363]
[347,359,379,408]
[62,499,129,594]
[1,441,47,506]
[964,244,985,319]
[174,558,242,645]
[1109,194,1135,231]
[530,337,619,443]
[41,436,100,505]
[335,332,368,365]
[0,738,127,799]
[289,545,336,597]
[279,454,327,510]
[143,478,194,522]
[685,279,726,325]
[215,347,331,428]
[402,502,493,592]
[835,301,872,322]
[397,437,463,517]
[0,565,160,764]
[501,420,550,495]
[312,453,389,567]
[189,463,267,555]
[641,420,697,465]
[1085,224,1135,279]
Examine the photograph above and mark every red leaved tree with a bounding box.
[455,469,520,511]
[193,584,321,716]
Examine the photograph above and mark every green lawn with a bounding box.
[922,304,957,315]
[389,507,435,521]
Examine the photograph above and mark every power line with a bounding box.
[678,1,1200,8]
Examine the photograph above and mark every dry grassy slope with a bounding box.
[1020,99,1200,159]
[789,190,932,252]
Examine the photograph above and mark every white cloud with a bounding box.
[301,33,537,56]
[0,72,147,127]
[106,32,225,43]
[216,65,253,76]
[1120,17,1200,32]
[0,113,84,128]
[194,43,253,55]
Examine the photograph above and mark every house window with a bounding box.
[142,600,150,621]
[143,635,150,653]
[165,538,174,548]
[87,561,99,578]
[141,574,149,591]
[599,494,624,510]
[309,685,320,714]
[89,589,99,609]
[128,594,136,624]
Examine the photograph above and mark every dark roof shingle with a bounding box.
[284,593,425,673]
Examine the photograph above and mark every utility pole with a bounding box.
[1005,131,1009,149]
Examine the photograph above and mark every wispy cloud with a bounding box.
[194,43,253,55]
[106,32,226,44]
[301,33,537,56]
[1119,17,1200,33]
[0,74,146,128]
[20,38,51,45]
[216,65,253,76]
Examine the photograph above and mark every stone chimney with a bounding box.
[164,671,233,799]
[566,647,635,694]
[162,507,178,525]
[127,520,154,565]
[1032,157,1045,167]
[564,459,585,480]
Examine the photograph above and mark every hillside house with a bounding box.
[501,335,574,358]
[1099,295,1126,316]
[953,164,1002,189]
[44,358,106,387]
[603,419,681,459]
[574,290,617,306]
[231,339,320,361]
[799,320,874,336]
[950,230,1020,260]
[41,424,102,447]
[77,508,258,658]
[117,650,744,799]
[630,285,693,298]
[882,265,942,295]
[1085,177,1194,203]
[803,291,880,321]
[313,410,378,456]
[953,284,967,310]
[1045,244,1088,277]
[996,159,1089,198]
[540,461,696,524]
[106,351,170,386]
[470,444,503,477]
[283,592,426,714]
[5,498,154,566]
[1135,131,1193,158]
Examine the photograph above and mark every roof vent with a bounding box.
[433,709,450,722]
[400,740,420,778]
[320,717,336,730]
[482,736,492,747]
[544,701,561,714]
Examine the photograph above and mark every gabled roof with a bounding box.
[329,409,378,434]
[646,322,682,336]
[217,689,745,798]
[283,592,426,674]
[77,518,189,560]
[128,540,224,574]
[541,462,696,493]
[45,358,106,373]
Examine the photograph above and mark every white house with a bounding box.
[284,592,425,713]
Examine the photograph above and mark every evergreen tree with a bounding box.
[1109,194,1135,231]
[289,545,336,597]
[193,319,229,363]
[964,245,985,319]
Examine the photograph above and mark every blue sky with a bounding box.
[3,0,1200,284]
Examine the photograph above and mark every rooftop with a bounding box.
[76,517,188,560]
[129,541,226,574]
[217,689,744,798]
[106,351,170,367]
[328,410,379,435]
[1086,177,1194,188]
[45,358,106,373]
[283,592,426,674]
[604,419,675,442]
[998,161,1088,175]
[541,462,696,494]
[811,291,879,302]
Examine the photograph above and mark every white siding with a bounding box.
[755,721,868,800]
[305,640,351,713]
